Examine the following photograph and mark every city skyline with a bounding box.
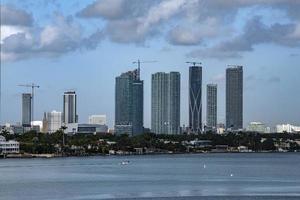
[1,0,300,128]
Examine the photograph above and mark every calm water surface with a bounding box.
[0,153,300,200]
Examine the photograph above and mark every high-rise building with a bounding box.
[63,91,77,124]
[115,68,143,136]
[22,93,32,127]
[47,111,62,133]
[151,72,180,135]
[189,66,202,133]
[226,66,243,130]
[206,84,217,130]
[88,115,107,125]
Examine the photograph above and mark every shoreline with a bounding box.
[1,150,299,159]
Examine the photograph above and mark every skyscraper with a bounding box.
[206,84,217,130]
[226,66,243,130]
[63,91,77,124]
[115,68,143,136]
[151,72,180,135]
[189,66,202,133]
[22,93,32,127]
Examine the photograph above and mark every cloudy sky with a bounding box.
[1,0,300,128]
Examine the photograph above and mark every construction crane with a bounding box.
[132,59,157,79]
[186,61,202,67]
[18,83,40,126]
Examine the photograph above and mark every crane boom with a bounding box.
[186,61,202,66]
[132,59,157,79]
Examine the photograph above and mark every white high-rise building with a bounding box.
[88,115,107,125]
[47,111,62,133]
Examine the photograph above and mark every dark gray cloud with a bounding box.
[0,5,33,26]
[188,16,300,59]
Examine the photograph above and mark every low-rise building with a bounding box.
[276,124,300,133]
[0,136,19,154]
[247,122,266,133]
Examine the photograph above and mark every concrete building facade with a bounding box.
[226,66,243,130]
[151,72,180,135]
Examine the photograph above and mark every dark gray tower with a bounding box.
[151,72,180,135]
[115,68,143,136]
[206,84,217,130]
[189,66,202,133]
[226,66,243,130]
[63,91,77,124]
[22,93,32,127]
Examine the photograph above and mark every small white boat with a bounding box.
[120,160,130,165]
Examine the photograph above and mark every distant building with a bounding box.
[217,123,225,134]
[206,84,217,130]
[47,111,62,133]
[42,112,48,133]
[22,93,32,127]
[31,121,43,132]
[64,123,108,134]
[189,66,202,133]
[63,91,78,124]
[247,122,266,133]
[276,124,300,133]
[151,72,180,134]
[115,68,143,136]
[0,136,19,154]
[88,115,107,125]
[226,66,243,130]
[77,124,108,134]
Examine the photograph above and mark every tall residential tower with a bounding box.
[189,66,202,133]
[206,84,217,130]
[115,68,143,136]
[151,72,180,135]
[63,91,77,124]
[22,93,32,127]
[226,66,243,130]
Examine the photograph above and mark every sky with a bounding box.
[1,0,300,129]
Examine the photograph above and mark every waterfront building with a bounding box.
[276,124,300,133]
[115,68,143,136]
[151,72,180,135]
[206,84,217,130]
[22,93,32,127]
[226,66,243,130]
[77,124,108,134]
[0,136,19,154]
[189,66,202,133]
[247,122,266,133]
[88,115,107,125]
[63,91,78,124]
[47,111,62,133]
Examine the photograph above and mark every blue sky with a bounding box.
[1,0,300,128]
